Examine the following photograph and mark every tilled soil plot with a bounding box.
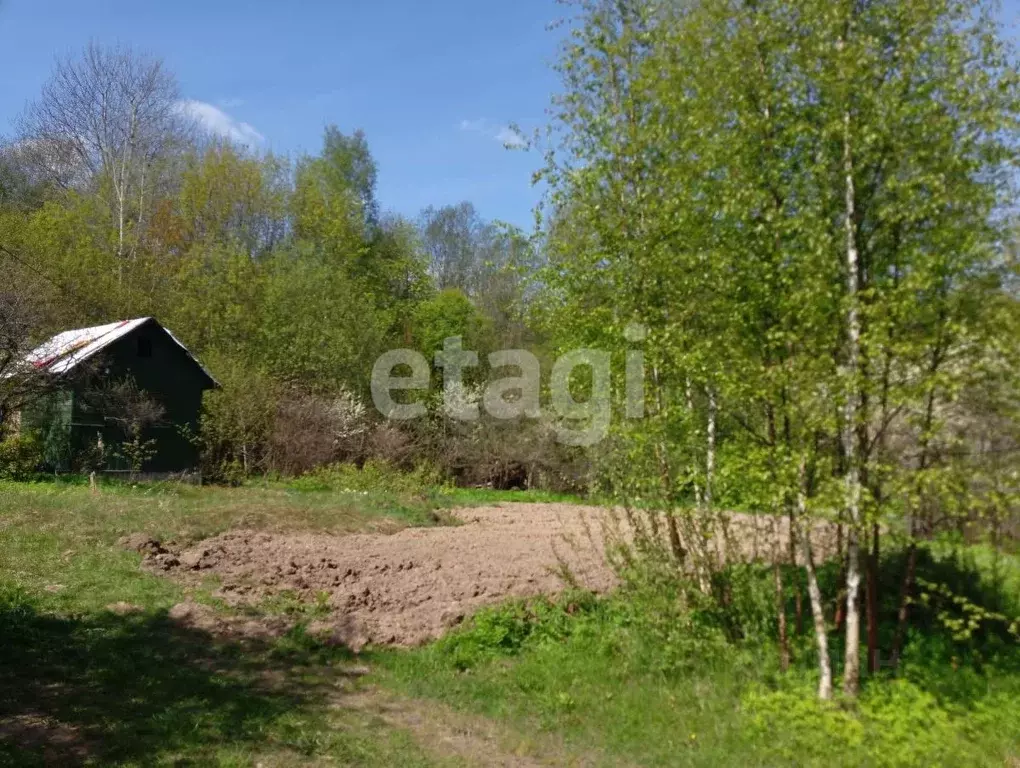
[146,503,617,649]
[137,503,838,649]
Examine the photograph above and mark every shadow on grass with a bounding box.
[753,543,1020,713]
[0,594,357,766]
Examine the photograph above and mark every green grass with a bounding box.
[0,588,440,767]
[0,479,449,766]
[2,478,1017,766]
[6,475,436,536]
[0,478,444,615]
[431,486,587,507]
[374,550,1020,768]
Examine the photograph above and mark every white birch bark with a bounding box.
[797,457,833,700]
[841,105,863,697]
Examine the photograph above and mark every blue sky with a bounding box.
[0,0,566,228]
[2,1,1018,230]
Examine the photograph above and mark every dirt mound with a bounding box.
[147,503,616,649]
[117,533,167,556]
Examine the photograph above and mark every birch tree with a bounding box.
[542,0,1018,700]
[17,43,189,268]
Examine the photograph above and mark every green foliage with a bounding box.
[538,0,1020,700]
[742,677,1017,767]
[433,486,585,506]
[383,544,1020,766]
[0,430,44,480]
[289,459,445,496]
[257,245,395,392]
[418,203,537,346]
[115,436,158,475]
[432,595,600,670]
[916,576,1020,644]
[168,142,289,256]
[411,288,492,362]
[198,353,278,480]
[3,77,563,490]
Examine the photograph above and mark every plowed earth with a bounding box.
[138,503,616,648]
[129,503,836,649]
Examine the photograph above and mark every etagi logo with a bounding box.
[370,324,648,446]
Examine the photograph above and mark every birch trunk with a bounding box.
[685,378,703,510]
[798,457,833,700]
[841,105,864,697]
[706,388,729,570]
[683,377,712,593]
[653,364,685,563]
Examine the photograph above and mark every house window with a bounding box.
[137,337,152,358]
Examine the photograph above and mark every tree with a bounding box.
[420,202,486,292]
[163,142,288,258]
[420,203,536,345]
[0,277,51,432]
[17,43,190,266]
[321,127,378,230]
[541,0,1019,699]
[255,244,394,395]
[82,377,166,475]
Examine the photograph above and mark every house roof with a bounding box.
[24,317,219,386]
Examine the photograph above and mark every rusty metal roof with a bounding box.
[24,317,218,386]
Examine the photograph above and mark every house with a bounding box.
[20,318,218,475]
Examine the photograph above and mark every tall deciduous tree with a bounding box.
[542,0,1018,698]
[17,43,191,266]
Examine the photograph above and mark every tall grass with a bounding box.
[377,543,1020,767]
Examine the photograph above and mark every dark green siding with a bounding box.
[24,320,214,474]
[21,389,73,470]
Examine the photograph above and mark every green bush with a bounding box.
[433,595,601,670]
[427,588,736,679]
[289,460,445,496]
[0,431,44,481]
[742,676,1009,767]
[384,544,1020,767]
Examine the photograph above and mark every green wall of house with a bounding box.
[23,321,213,474]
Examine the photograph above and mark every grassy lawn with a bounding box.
[430,486,587,507]
[0,478,440,615]
[0,479,447,767]
[2,478,1017,767]
[374,553,1020,768]
[0,594,438,767]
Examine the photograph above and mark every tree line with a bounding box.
[0,42,578,488]
[1,0,1018,704]
[540,0,1019,698]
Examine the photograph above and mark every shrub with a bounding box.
[290,459,445,496]
[433,594,603,670]
[269,389,371,476]
[199,356,277,480]
[741,677,1001,767]
[364,423,416,467]
[0,431,44,480]
[405,409,590,492]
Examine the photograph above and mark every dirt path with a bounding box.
[148,503,617,649]
[339,688,581,768]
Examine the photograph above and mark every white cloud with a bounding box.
[494,126,527,148]
[459,118,526,148]
[178,100,264,147]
